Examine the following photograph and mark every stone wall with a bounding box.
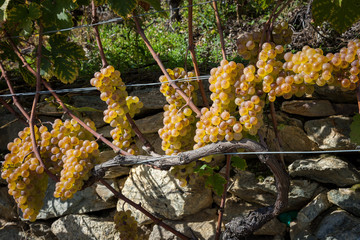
[0,85,360,239]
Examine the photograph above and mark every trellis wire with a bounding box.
[9,0,222,39]
[0,75,211,97]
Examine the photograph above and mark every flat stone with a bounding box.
[314,85,357,103]
[290,222,317,240]
[37,101,62,115]
[0,224,24,240]
[222,196,261,223]
[134,112,163,134]
[289,155,360,186]
[327,188,360,217]
[51,214,120,240]
[254,218,287,236]
[95,180,119,203]
[304,115,357,150]
[117,165,213,224]
[28,220,57,239]
[259,124,319,153]
[333,103,358,116]
[128,87,167,113]
[230,171,319,210]
[37,179,116,219]
[70,95,108,128]
[268,111,303,128]
[0,113,26,151]
[298,192,332,225]
[70,95,107,111]
[149,208,217,240]
[281,100,335,117]
[315,209,360,240]
[0,187,18,220]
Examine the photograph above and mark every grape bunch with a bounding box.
[158,68,198,155]
[1,125,59,221]
[157,68,199,186]
[90,65,143,155]
[1,117,99,221]
[194,60,244,156]
[236,21,292,62]
[114,210,139,240]
[51,118,100,200]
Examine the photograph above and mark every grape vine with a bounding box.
[1,0,360,239]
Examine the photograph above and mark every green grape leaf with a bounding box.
[49,34,85,60]
[194,164,214,176]
[41,0,74,30]
[19,67,36,86]
[0,0,11,21]
[107,0,137,18]
[350,114,360,145]
[28,3,42,19]
[205,173,226,196]
[231,156,247,170]
[53,57,79,84]
[312,0,360,33]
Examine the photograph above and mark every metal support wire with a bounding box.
[0,75,211,98]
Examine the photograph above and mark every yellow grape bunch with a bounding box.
[283,41,360,91]
[90,65,143,155]
[237,21,292,62]
[158,68,199,155]
[1,118,99,221]
[157,68,199,186]
[194,60,244,162]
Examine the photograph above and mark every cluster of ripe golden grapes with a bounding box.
[114,210,139,240]
[237,21,292,62]
[158,68,199,186]
[90,65,143,155]
[1,118,98,221]
[194,60,244,162]
[158,68,198,155]
[283,40,360,91]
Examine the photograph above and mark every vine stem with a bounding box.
[0,62,31,121]
[5,31,129,155]
[28,24,58,182]
[99,178,191,240]
[260,0,291,170]
[92,0,108,68]
[357,83,360,113]
[269,102,285,168]
[212,0,226,60]
[125,112,155,154]
[188,0,209,108]
[132,15,201,117]
[92,1,154,153]
[215,154,231,240]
